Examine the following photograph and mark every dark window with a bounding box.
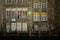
[42,3,47,12]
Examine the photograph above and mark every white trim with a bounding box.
[6,8,11,11]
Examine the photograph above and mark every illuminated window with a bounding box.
[41,12,47,21]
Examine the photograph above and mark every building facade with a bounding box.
[0,0,60,35]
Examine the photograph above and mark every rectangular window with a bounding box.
[42,3,47,12]
[6,11,11,18]
[11,10,16,19]
[34,3,40,9]
[41,16,47,21]
[41,12,47,21]
[17,11,22,19]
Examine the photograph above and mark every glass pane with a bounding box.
[42,3,47,12]
[42,3,47,8]
[34,3,40,9]
[41,12,47,21]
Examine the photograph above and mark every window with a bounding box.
[41,16,47,21]
[17,10,22,19]
[33,12,40,21]
[42,3,47,12]
[41,12,47,21]
[6,8,11,18]
[34,3,40,9]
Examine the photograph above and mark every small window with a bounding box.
[41,16,47,21]
[41,12,47,21]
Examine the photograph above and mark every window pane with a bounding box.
[42,3,47,8]
[42,3,47,12]
[41,16,47,21]
[34,3,40,8]
[41,12,47,21]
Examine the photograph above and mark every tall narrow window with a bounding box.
[34,3,40,9]
[42,3,47,12]
[34,3,40,12]
[41,12,47,21]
